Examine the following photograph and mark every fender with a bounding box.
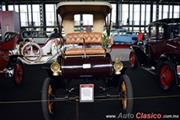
[159,53,178,63]
[159,54,169,62]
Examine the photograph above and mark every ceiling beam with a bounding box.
[1,0,180,5]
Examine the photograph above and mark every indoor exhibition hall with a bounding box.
[0,0,180,120]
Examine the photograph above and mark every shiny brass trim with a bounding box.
[113,57,123,75]
[50,61,61,76]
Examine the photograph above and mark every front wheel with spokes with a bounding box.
[41,78,56,120]
[157,61,175,90]
[119,74,133,113]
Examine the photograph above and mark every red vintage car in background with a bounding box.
[129,18,180,90]
[0,32,23,85]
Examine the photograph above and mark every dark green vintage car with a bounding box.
[41,1,133,120]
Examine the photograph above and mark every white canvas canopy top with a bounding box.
[56,1,112,34]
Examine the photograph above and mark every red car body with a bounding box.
[0,32,23,85]
[0,32,18,70]
[146,19,180,60]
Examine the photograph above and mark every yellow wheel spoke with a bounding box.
[47,84,53,113]
[48,85,52,96]
[121,80,128,110]
[121,81,127,93]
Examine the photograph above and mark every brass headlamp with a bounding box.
[113,57,123,75]
[50,61,61,76]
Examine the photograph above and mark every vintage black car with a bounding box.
[129,18,180,90]
[41,1,133,120]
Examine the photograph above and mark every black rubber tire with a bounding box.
[119,74,133,113]
[157,61,176,91]
[129,51,138,68]
[41,78,55,120]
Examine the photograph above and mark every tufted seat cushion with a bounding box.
[65,32,102,44]
[64,32,105,56]
[65,48,105,55]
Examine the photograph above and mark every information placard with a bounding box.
[80,84,94,102]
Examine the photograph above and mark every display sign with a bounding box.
[80,84,94,102]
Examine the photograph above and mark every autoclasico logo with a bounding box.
[106,112,161,119]
[106,112,179,119]
[117,112,161,119]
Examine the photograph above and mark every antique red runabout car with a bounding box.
[129,18,180,90]
[41,1,133,120]
[0,32,23,85]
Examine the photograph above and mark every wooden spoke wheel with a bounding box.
[41,78,55,120]
[119,74,133,113]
